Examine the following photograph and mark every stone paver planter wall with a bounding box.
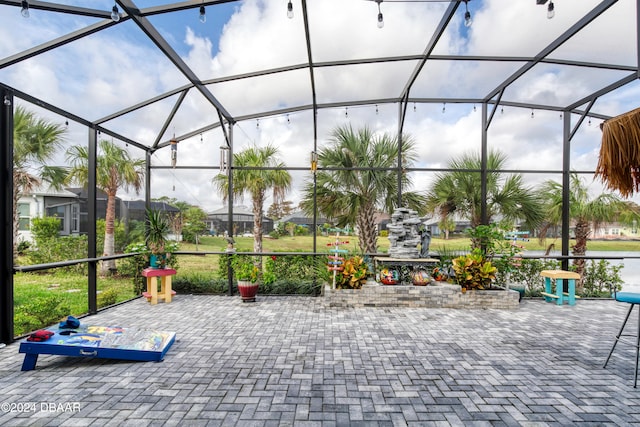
[324,282,520,309]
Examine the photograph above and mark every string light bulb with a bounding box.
[287,1,293,19]
[375,0,384,28]
[199,5,206,23]
[111,4,120,22]
[21,0,29,18]
[463,0,472,27]
[3,96,11,106]
[547,1,555,19]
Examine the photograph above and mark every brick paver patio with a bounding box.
[0,295,639,426]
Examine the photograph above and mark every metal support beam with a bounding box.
[300,0,319,254]
[153,89,189,149]
[226,124,234,296]
[481,103,488,225]
[0,89,14,344]
[484,0,618,103]
[87,128,98,314]
[118,0,234,124]
[561,110,571,272]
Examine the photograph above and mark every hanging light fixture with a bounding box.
[21,0,29,18]
[375,0,384,28]
[199,5,206,23]
[287,1,294,19]
[463,0,472,27]
[547,1,555,19]
[3,96,11,106]
[111,4,120,22]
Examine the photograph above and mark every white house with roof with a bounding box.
[17,185,81,243]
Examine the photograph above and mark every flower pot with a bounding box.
[379,268,399,285]
[412,269,431,286]
[237,280,259,302]
[150,253,167,269]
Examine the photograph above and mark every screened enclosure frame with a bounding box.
[1,0,639,343]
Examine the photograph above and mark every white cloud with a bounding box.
[1,0,639,212]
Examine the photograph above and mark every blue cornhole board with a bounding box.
[19,324,176,371]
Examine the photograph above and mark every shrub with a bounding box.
[260,279,321,295]
[334,255,368,289]
[509,258,560,296]
[581,259,623,297]
[97,288,119,308]
[31,217,60,241]
[451,249,497,292]
[14,295,71,335]
[25,235,88,274]
[172,273,228,294]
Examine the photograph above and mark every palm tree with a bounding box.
[213,144,292,263]
[13,106,67,262]
[300,125,425,255]
[426,150,544,231]
[539,172,624,289]
[66,140,145,275]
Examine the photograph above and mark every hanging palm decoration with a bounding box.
[595,107,640,198]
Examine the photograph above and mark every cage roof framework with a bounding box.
[0,0,638,155]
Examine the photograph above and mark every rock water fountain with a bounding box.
[325,207,519,309]
[387,208,422,259]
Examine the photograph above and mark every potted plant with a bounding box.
[145,208,171,269]
[232,255,260,302]
[335,255,369,289]
[451,249,497,293]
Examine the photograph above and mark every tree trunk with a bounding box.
[252,191,264,270]
[571,220,590,293]
[12,184,20,264]
[356,201,377,254]
[101,191,117,275]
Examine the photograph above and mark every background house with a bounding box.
[17,186,81,243]
[207,206,274,236]
[18,188,180,243]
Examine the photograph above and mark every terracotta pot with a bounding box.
[237,280,259,302]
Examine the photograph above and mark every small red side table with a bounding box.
[142,268,177,304]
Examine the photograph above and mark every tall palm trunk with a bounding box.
[571,220,590,293]
[101,191,117,275]
[356,201,377,254]
[252,191,264,269]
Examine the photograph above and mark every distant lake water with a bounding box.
[527,250,640,292]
